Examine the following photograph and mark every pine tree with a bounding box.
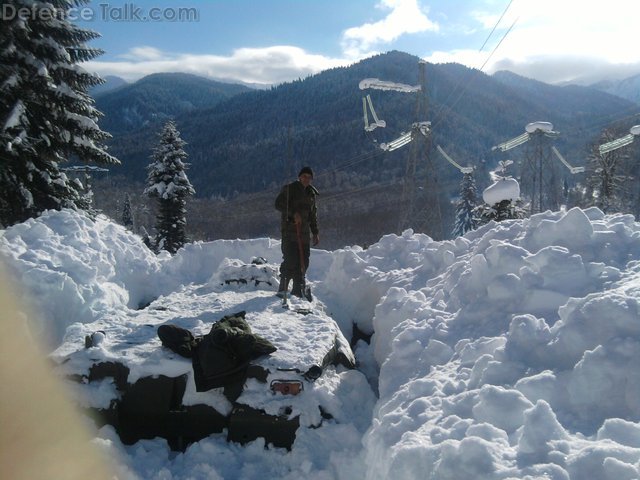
[144,121,195,254]
[0,0,118,227]
[139,226,153,249]
[473,199,527,226]
[452,171,478,237]
[122,192,133,229]
[585,129,630,214]
[474,161,527,226]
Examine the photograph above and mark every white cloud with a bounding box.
[341,0,438,58]
[119,46,165,61]
[84,0,640,88]
[86,46,349,85]
[83,1,441,86]
[427,0,640,84]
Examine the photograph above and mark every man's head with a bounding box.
[298,166,313,187]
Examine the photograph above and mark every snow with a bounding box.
[3,100,26,131]
[630,125,640,136]
[482,177,520,205]
[359,78,421,93]
[525,121,554,134]
[2,207,640,479]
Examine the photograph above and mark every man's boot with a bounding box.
[276,276,290,298]
[291,277,304,298]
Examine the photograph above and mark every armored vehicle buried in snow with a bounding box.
[51,259,356,451]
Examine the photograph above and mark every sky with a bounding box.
[73,0,640,87]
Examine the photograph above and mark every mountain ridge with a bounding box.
[590,74,640,105]
[90,74,128,96]
[98,51,637,199]
[89,52,640,246]
[95,72,253,134]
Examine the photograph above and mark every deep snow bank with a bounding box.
[0,210,161,346]
[3,207,640,479]
[298,207,640,478]
[360,208,640,479]
[0,210,286,349]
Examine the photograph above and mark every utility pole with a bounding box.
[285,125,294,180]
[493,122,584,216]
[520,130,560,214]
[61,165,109,206]
[398,60,443,239]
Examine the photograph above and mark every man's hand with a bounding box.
[313,234,319,246]
[294,212,302,226]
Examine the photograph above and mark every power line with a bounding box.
[432,15,519,131]
[556,108,640,140]
[478,17,519,72]
[431,0,518,128]
[206,177,402,222]
[298,0,519,206]
[479,0,516,52]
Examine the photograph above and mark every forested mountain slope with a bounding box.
[100,51,636,199]
[91,52,640,247]
[95,72,252,135]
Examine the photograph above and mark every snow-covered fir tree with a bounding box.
[451,170,478,237]
[144,121,195,254]
[122,192,133,229]
[139,225,153,250]
[0,0,118,227]
[474,160,527,226]
[474,198,527,225]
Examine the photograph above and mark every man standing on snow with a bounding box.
[275,166,319,299]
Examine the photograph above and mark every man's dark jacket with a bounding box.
[275,180,319,242]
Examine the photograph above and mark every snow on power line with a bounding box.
[599,124,640,155]
[359,78,421,93]
[362,95,386,132]
[436,145,473,174]
[525,121,554,134]
[551,146,585,174]
[493,122,559,152]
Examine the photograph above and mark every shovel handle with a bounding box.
[295,221,306,275]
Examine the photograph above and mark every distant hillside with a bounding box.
[95,72,253,134]
[90,52,640,246]
[492,70,632,116]
[590,74,640,105]
[90,75,128,96]
[101,52,637,200]
[491,69,640,153]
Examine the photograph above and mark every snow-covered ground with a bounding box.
[2,207,640,479]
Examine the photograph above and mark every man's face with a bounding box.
[299,173,312,187]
